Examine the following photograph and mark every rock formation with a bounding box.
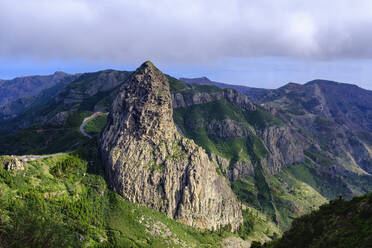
[2,156,24,171]
[172,88,256,111]
[100,61,242,230]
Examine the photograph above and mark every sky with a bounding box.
[1,0,372,90]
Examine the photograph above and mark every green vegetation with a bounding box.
[304,149,335,167]
[173,99,271,162]
[167,76,187,92]
[286,161,352,199]
[84,115,108,135]
[0,141,261,248]
[0,111,92,155]
[238,208,281,244]
[263,194,372,248]
[173,98,329,230]
[242,106,283,130]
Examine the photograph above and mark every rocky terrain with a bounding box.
[0,62,372,247]
[100,61,243,230]
[180,77,268,102]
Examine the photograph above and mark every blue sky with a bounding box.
[1,57,371,90]
[1,0,372,90]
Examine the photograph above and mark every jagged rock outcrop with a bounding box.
[1,156,24,171]
[260,126,304,174]
[209,153,255,181]
[172,88,256,111]
[100,61,243,230]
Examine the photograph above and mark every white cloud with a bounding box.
[1,0,372,63]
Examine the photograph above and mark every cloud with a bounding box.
[1,0,372,63]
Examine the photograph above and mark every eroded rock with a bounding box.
[100,61,242,231]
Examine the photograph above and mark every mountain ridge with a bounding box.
[0,63,372,247]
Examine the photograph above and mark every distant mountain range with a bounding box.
[0,65,371,247]
[180,77,269,101]
[0,71,79,108]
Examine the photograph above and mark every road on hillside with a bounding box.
[18,151,74,161]
[79,112,106,139]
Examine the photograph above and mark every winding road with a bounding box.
[79,112,106,139]
[18,151,74,162]
[10,112,106,160]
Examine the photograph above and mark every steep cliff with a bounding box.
[100,61,242,231]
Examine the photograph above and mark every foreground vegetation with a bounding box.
[0,139,280,247]
[261,194,372,248]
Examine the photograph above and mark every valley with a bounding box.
[0,61,371,247]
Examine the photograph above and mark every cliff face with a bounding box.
[259,126,304,174]
[172,88,256,111]
[100,61,242,231]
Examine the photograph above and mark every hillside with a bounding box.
[180,77,268,102]
[262,193,372,248]
[0,72,79,113]
[0,63,372,247]
[0,69,131,136]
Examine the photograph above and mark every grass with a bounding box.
[263,194,372,248]
[167,75,188,92]
[0,111,92,155]
[83,115,108,135]
[173,99,270,163]
[0,140,252,248]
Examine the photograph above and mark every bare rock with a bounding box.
[2,156,24,171]
[172,88,256,111]
[260,126,304,174]
[207,119,252,138]
[100,61,242,231]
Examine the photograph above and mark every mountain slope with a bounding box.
[100,61,243,231]
[263,193,372,248]
[0,142,253,247]
[256,80,372,188]
[0,69,131,136]
[180,77,269,102]
[0,71,79,108]
[1,65,372,246]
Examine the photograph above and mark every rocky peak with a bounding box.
[112,61,176,141]
[100,61,243,231]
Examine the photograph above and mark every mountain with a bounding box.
[261,193,372,248]
[255,80,372,191]
[101,61,242,230]
[1,62,372,247]
[0,63,282,247]
[180,77,269,102]
[0,71,79,110]
[0,69,131,136]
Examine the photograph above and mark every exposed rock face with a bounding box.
[179,77,269,102]
[172,88,256,111]
[210,153,255,181]
[100,61,242,231]
[2,156,24,171]
[260,126,305,174]
[258,80,372,176]
[207,119,252,138]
